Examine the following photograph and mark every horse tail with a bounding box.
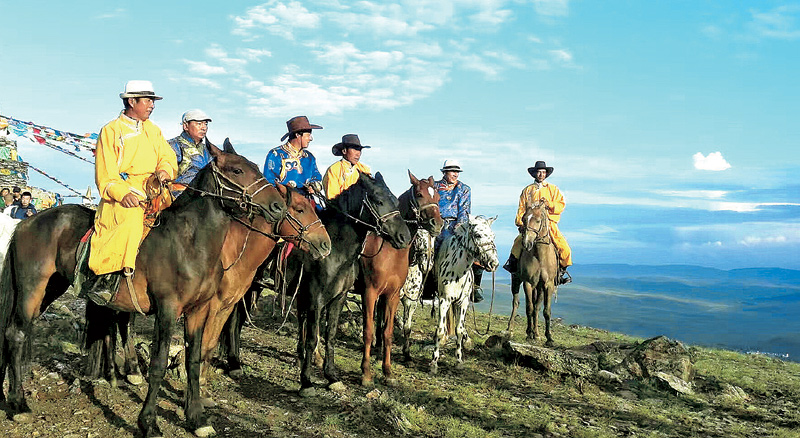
[0,229,21,371]
[83,300,119,379]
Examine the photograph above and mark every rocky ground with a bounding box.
[2,289,799,438]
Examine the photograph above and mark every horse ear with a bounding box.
[222,137,237,155]
[408,170,419,185]
[208,142,223,159]
[375,171,385,185]
[427,176,435,185]
[487,215,498,225]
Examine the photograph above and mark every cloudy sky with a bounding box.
[2,0,799,269]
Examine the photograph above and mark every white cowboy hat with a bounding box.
[182,109,212,123]
[440,159,463,173]
[119,80,162,100]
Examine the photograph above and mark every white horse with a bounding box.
[397,228,435,360]
[0,213,21,272]
[430,215,499,374]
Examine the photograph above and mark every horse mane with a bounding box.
[169,159,219,210]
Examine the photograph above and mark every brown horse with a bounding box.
[506,200,559,345]
[0,142,287,437]
[356,171,443,386]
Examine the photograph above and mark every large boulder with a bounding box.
[618,336,694,382]
[502,341,597,377]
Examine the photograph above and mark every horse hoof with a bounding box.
[328,381,347,393]
[299,386,317,398]
[194,425,217,437]
[127,374,145,386]
[228,368,243,379]
[12,412,34,423]
[361,377,374,388]
[545,339,555,348]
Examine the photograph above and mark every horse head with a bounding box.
[274,184,331,260]
[192,139,287,223]
[467,214,500,272]
[404,170,444,236]
[521,200,549,250]
[345,172,411,250]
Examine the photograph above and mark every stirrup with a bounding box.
[471,286,484,303]
[558,269,572,285]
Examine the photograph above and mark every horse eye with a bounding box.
[232,168,244,175]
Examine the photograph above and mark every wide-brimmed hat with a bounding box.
[332,134,371,156]
[440,159,463,173]
[281,115,322,141]
[119,80,162,100]
[527,160,554,178]
[182,109,212,123]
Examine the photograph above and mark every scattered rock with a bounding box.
[329,381,347,393]
[13,412,34,423]
[717,383,749,404]
[596,369,622,384]
[484,334,508,350]
[503,341,597,377]
[619,336,694,382]
[652,371,693,395]
[366,389,382,400]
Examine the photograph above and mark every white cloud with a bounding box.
[232,1,320,39]
[749,5,800,40]
[533,0,569,17]
[655,190,728,199]
[549,49,573,63]
[693,151,731,171]
[237,48,272,61]
[470,7,513,26]
[183,60,226,76]
[676,221,800,248]
[94,8,125,19]
[180,77,222,89]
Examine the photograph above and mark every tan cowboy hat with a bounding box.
[332,134,371,156]
[527,160,554,178]
[119,80,162,100]
[440,159,463,172]
[281,115,322,141]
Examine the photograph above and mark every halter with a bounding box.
[523,206,551,245]
[466,217,497,265]
[405,184,441,229]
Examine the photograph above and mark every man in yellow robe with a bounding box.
[504,161,572,285]
[85,80,177,305]
[322,134,372,199]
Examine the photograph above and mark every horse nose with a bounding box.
[269,200,285,216]
[319,239,331,256]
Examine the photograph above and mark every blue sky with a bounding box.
[1,1,799,269]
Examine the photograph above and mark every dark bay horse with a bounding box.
[290,172,411,395]
[356,171,443,386]
[0,142,286,437]
[506,201,558,345]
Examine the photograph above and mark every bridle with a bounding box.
[467,216,497,264]
[181,161,282,223]
[405,184,441,231]
[523,205,551,245]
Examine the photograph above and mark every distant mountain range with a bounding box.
[475,264,800,362]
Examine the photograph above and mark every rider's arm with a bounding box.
[263,150,281,185]
[457,182,471,224]
[95,124,132,203]
[514,186,529,228]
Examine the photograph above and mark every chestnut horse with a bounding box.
[505,201,558,345]
[0,142,287,437]
[357,171,443,385]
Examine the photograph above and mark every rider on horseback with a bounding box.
[263,116,324,202]
[503,161,572,285]
[84,80,178,305]
[322,134,372,199]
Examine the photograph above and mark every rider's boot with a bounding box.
[471,265,484,303]
[557,266,572,285]
[503,254,518,274]
[85,270,124,306]
[510,272,522,295]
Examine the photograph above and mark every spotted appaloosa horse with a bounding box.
[430,215,499,374]
[397,228,435,360]
[506,200,558,345]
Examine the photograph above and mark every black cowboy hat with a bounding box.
[527,160,554,178]
[281,115,323,141]
[332,134,371,156]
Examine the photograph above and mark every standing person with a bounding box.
[503,160,572,285]
[9,191,36,219]
[434,159,483,303]
[0,188,9,208]
[84,80,178,305]
[168,109,213,197]
[263,116,323,196]
[10,186,22,207]
[322,134,371,199]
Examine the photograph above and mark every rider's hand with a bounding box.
[155,170,170,184]
[120,192,141,208]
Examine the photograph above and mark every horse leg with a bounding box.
[374,295,385,358]
[543,283,555,347]
[119,313,144,385]
[137,307,176,438]
[429,298,450,375]
[221,300,245,378]
[381,292,400,383]
[5,310,36,415]
[183,309,215,436]
[360,289,378,386]
[401,297,418,361]
[523,281,537,342]
[454,298,469,368]
[299,293,321,392]
[506,273,522,333]
[84,302,118,384]
[323,293,347,386]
